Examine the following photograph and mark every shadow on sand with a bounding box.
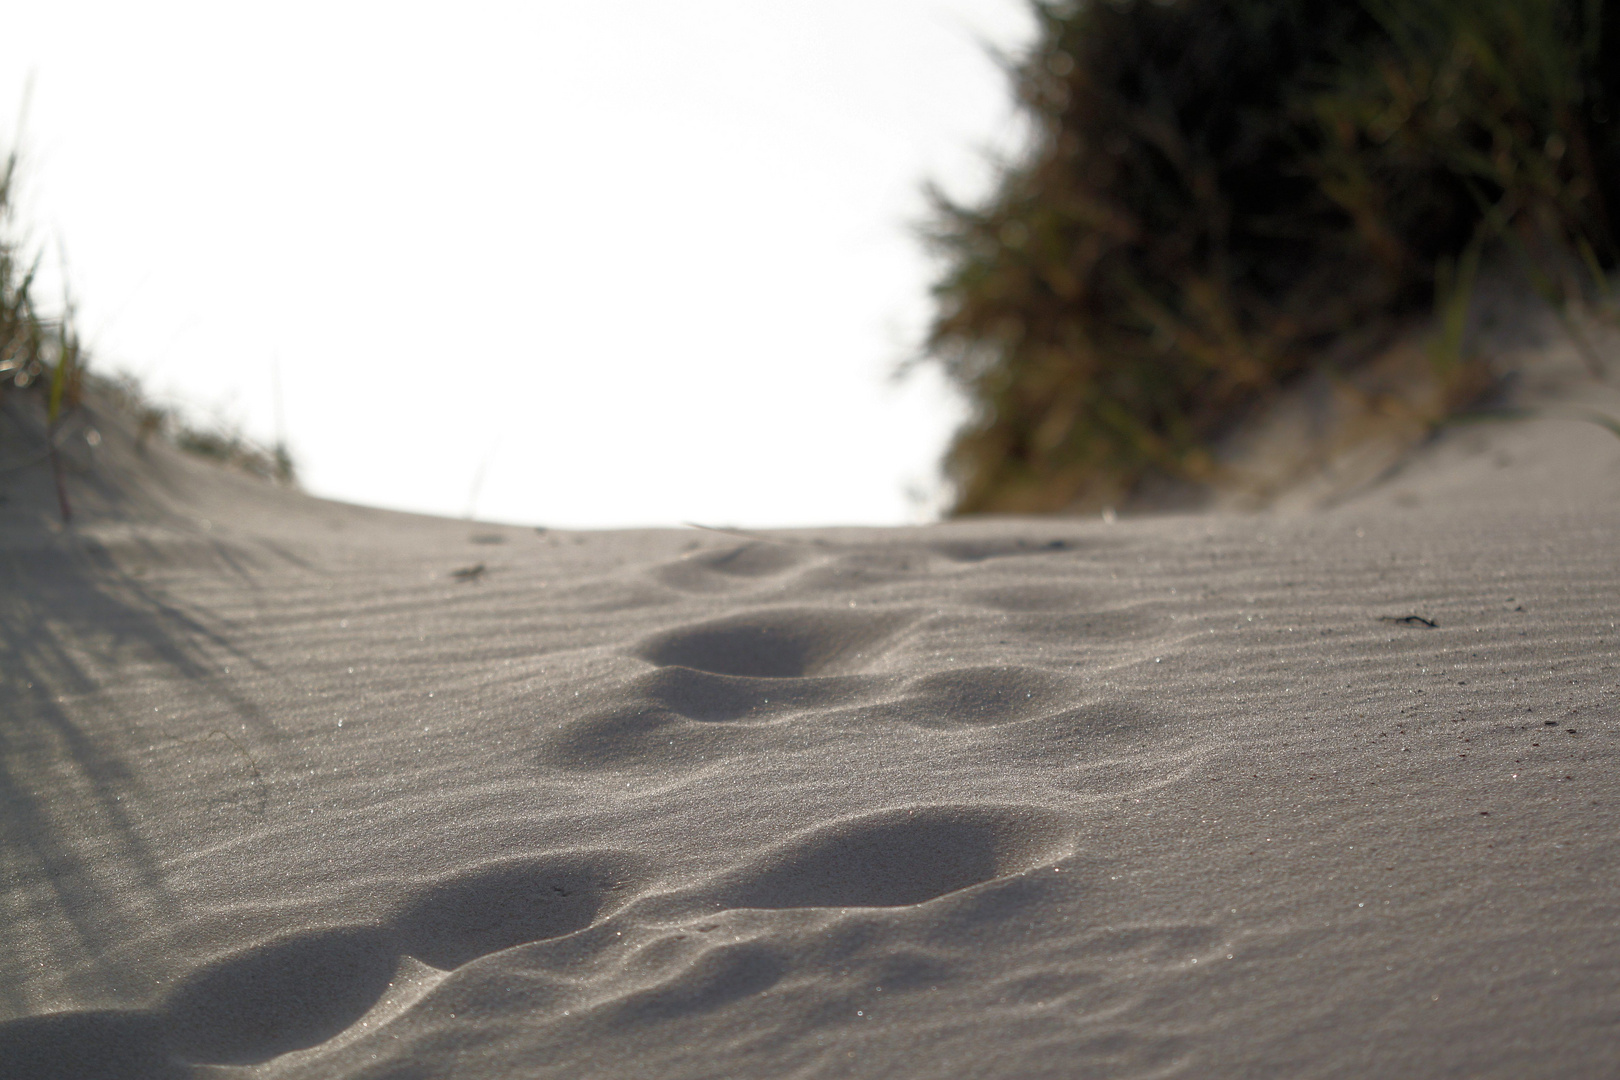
[0,396,290,1020]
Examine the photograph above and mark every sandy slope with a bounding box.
[2,370,1619,1078]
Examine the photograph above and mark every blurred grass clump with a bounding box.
[0,146,82,414]
[0,145,84,517]
[922,0,1620,513]
[0,140,294,511]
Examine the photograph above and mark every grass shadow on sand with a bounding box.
[0,527,280,1017]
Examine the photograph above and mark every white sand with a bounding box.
[3,352,1620,1078]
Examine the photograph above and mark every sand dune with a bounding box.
[3,349,1620,1077]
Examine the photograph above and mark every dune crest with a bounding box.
[3,357,1619,1077]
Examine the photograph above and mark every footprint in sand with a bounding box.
[545,604,1160,771]
[541,608,913,769]
[0,852,646,1077]
[0,806,1077,1078]
[392,851,641,970]
[637,607,912,679]
[161,927,399,1065]
[653,541,814,595]
[0,1011,181,1080]
[543,664,882,770]
[709,804,1072,910]
[869,665,1070,728]
[554,805,1076,1041]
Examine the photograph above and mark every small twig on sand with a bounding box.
[681,522,822,546]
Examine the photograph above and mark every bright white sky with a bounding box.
[4,1,1035,528]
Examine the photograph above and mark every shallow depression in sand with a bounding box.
[893,665,1070,726]
[654,542,812,593]
[630,665,876,722]
[637,607,912,678]
[712,804,1072,910]
[391,851,645,969]
[0,851,649,1076]
[0,1010,181,1080]
[162,927,399,1065]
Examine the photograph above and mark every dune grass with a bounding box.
[921,0,1620,514]
[0,144,294,520]
[0,146,83,520]
[150,401,296,485]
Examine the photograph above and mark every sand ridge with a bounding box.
[2,387,1620,1077]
